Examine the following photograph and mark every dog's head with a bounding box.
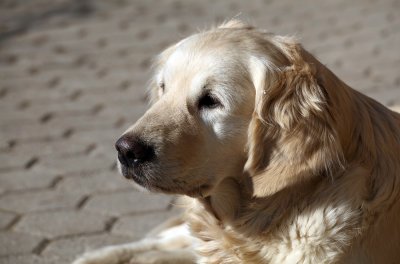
[116,20,344,198]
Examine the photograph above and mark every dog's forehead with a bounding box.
[163,35,232,78]
[158,33,249,101]
[164,47,192,71]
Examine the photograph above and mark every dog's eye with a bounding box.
[159,82,165,92]
[198,92,222,110]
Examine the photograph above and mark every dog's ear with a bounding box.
[249,40,329,130]
[259,62,327,130]
[246,40,344,192]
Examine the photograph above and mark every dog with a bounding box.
[73,20,400,264]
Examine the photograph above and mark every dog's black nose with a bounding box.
[115,136,155,167]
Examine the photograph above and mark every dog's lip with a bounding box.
[124,171,146,186]
[123,171,212,197]
[119,162,213,196]
[120,167,172,193]
[150,183,213,197]
[119,164,146,184]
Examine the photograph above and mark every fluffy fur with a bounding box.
[74,20,400,264]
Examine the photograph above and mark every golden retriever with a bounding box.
[74,20,400,264]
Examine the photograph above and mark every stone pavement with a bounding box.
[0,0,399,263]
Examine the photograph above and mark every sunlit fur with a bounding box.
[184,20,400,263]
[74,20,400,264]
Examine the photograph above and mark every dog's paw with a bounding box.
[72,246,195,264]
[72,223,196,264]
[128,249,196,264]
[72,245,132,264]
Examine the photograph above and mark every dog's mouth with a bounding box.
[119,162,150,186]
[119,162,213,197]
[151,182,213,198]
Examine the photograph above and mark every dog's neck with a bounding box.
[198,172,323,234]
[199,176,251,223]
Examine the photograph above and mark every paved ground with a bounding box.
[0,0,399,263]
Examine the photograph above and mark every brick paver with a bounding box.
[56,171,131,196]
[0,189,82,213]
[14,210,110,239]
[82,191,173,217]
[0,211,16,230]
[42,233,133,263]
[0,0,399,263]
[0,232,43,256]
[110,210,180,239]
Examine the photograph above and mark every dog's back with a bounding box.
[343,96,400,263]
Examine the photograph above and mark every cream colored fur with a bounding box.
[73,20,400,264]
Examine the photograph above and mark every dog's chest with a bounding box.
[188,201,360,264]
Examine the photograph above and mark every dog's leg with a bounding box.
[72,220,197,264]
